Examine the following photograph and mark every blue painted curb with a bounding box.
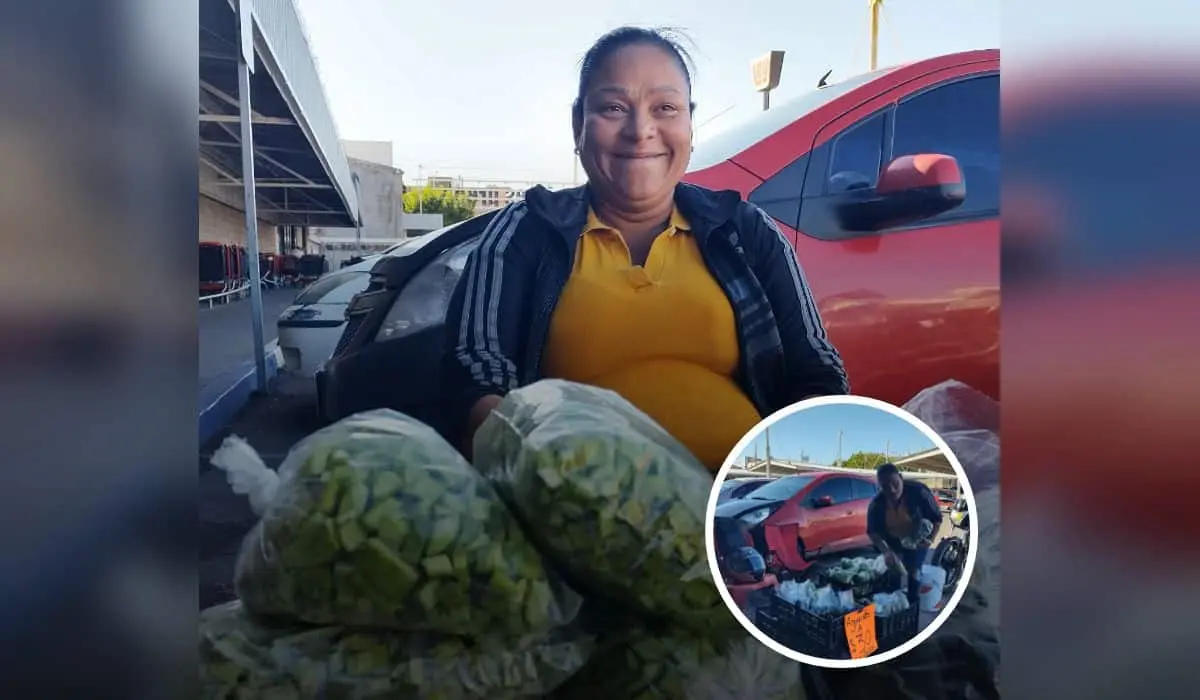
[199,341,283,446]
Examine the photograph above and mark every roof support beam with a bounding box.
[200,114,294,126]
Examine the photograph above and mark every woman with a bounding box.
[443,26,848,470]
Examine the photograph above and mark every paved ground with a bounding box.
[199,384,322,609]
[198,288,296,391]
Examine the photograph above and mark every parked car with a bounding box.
[318,49,999,430]
[716,477,773,505]
[934,488,958,510]
[317,217,491,428]
[713,471,879,575]
[276,241,411,383]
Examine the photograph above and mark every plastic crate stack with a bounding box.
[755,590,919,659]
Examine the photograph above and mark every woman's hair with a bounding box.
[572,26,697,131]
[876,462,901,481]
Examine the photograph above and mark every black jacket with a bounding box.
[867,480,944,548]
[442,183,849,437]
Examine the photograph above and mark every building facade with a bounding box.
[414,176,575,217]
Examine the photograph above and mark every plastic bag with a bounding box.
[472,380,727,633]
[803,380,1001,700]
[871,591,911,617]
[811,586,840,616]
[199,600,593,700]
[211,409,581,637]
[837,589,857,614]
[552,626,806,700]
[777,579,817,609]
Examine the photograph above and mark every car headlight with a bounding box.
[738,506,773,527]
[375,241,475,342]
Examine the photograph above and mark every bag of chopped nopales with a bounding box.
[200,600,595,700]
[472,379,729,634]
[549,624,807,700]
[211,409,581,637]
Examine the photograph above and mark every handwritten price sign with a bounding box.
[843,604,879,659]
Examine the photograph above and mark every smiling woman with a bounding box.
[442,26,849,470]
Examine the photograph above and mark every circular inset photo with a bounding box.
[705,395,978,669]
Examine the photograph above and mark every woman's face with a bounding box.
[576,43,693,209]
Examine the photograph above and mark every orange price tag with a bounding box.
[843,604,879,659]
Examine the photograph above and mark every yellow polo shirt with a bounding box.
[541,207,762,471]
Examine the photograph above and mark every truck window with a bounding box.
[892,73,1000,219]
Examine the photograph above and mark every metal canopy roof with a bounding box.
[893,448,956,476]
[738,453,958,480]
[199,0,356,228]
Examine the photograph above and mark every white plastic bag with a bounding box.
[777,579,817,610]
[811,586,840,616]
[838,589,857,614]
[871,591,910,618]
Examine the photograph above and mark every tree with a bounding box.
[842,451,890,470]
[402,186,475,225]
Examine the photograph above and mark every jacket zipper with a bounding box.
[521,235,572,383]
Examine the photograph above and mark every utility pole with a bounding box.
[869,0,884,71]
[764,426,772,478]
[837,430,843,466]
[885,439,890,462]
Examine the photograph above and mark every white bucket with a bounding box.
[918,564,947,613]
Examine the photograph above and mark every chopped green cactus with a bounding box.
[199,601,595,700]
[233,409,579,638]
[553,626,806,700]
[472,380,730,633]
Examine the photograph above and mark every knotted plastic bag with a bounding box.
[472,380,729,634]
[199,600,594,699]
[211,409,581,637]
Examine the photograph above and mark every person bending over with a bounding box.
[867,462,944,603]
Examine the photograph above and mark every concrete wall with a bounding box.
[403,212,445,237]
[311,157,405,242]
[198,162,276,253]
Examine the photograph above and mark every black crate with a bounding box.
[762,592,920,658]
[875,604,919,652]
[755,607,803,651]
[765,593,848,658]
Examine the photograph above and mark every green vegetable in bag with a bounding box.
[199,601,594,700]
[552,625,806,700]
[472,380,728,633]
[211,409,580,637]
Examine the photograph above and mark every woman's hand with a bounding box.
[461,394,504,459]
